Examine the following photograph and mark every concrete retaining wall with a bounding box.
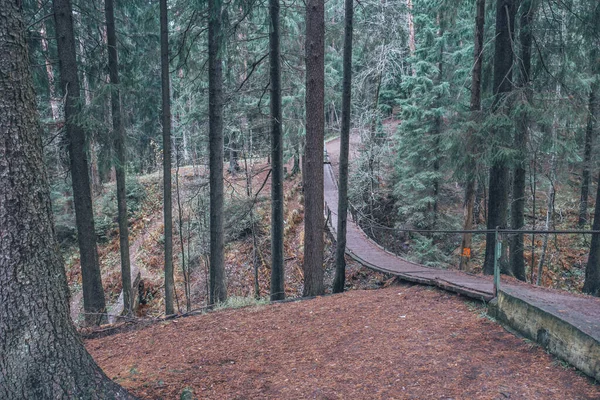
[489,290,600,382]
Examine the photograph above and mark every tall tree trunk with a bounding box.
[105,0,132,315]
[584,171,600,296]
[53,0,106,325]
[74,14,101,195]
[509,0,535,281]
[537,122,558,285]
[580,0,600,227]
[333,0,353,294]
[38,0,59,121]
[160,0,175,315]
[536,180,554,286]
[208,0,227,304]
[270,0,285,301]
[579,88,596,227]
[483,0,516,275]
[303,0,325,297]
[459,0,485,271]
[0,3,134,397]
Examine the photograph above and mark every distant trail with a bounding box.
[70,215,160,324]
[324,136,494,301]
[324,136,600,352]
[106,215,160,323]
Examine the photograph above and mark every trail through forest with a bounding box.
[106,215,161,323]
[83,133,600,399]
[325,134,600,343]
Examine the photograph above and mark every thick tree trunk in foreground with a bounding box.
[270,0,285,301]
[483,0,516,275]
[0,3,135,398]
[208,0,227,304]
[161,0,175,314]
[303,0,325,297]
[333,0,353,294]
[53,0,106,325]
[105,0,132,315]
[584,172,600,296]
[509,0,535,281]
[459,0,485,272]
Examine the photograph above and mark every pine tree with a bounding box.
[483,0,517,276]
[208,0,227,304]
[508,0,537,281]
[458,0,485,272]
[53,0,107,325]
[333,0,354,293]
[105,0,133,315]
[395,2,449,233]
[161,0,175,314]
[270,0,285,301]
[303,0,325,297]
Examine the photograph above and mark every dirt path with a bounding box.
[87,285,600,399]
[107,215,161,323]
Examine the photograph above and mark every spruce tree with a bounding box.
[53,0,107,325]
[208,0,227,304]
[483,0,517,276]
[333,0,354,293]
[303,0,325,297]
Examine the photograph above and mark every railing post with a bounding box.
[493,227,501,297]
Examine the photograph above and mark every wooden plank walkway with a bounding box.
[324,162,495,302]
[323,139,600,345]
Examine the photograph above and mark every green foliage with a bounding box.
[23,0,600,291]
[393,1,462,230]
[95,176,147,242]
[212,295,269,310]
[404,234,451,268]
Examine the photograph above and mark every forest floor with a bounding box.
[86,283,600,399]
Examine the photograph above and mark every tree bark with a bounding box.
[208,0,227,304]
[459,0,485,271]
[483,0,516,275]
[333,0,353,294]
[509,0,535,281]
[0,3,135,397]
[105,0,132,315]
[270,0,285,301]
[53,0,107,325]
[584,171,600,296]
[303,0,325,296]
[160,0,175,314]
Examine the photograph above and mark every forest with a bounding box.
[1,0,599,397]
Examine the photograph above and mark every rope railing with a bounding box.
[326,200,600,299]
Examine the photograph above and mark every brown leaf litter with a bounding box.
[87,284,599,399]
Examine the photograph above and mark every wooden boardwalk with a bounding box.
[323,139,600,347]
